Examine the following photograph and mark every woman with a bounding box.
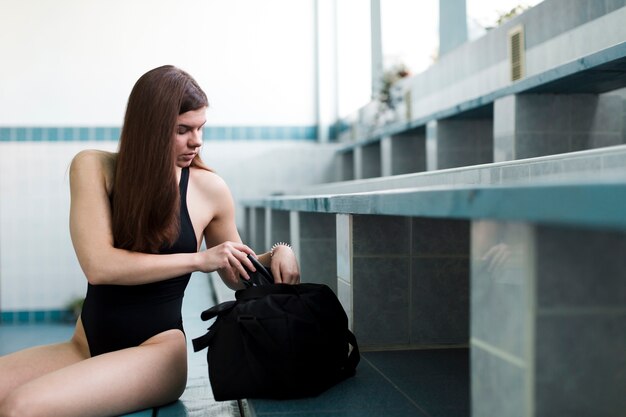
[0,65,300,417]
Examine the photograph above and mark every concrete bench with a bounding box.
[241,177,626,416]
[288,144,626,196]
[335,41,626,181]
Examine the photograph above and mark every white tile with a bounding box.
[336,214,352,284]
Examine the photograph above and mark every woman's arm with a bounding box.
[69,150,200,285]
[200,172,254,290]
[201,172,300,288]
[69,151,253,285]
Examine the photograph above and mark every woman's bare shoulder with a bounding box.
[70,150,117,193]
[71,149,116,166]
[189,167,235,211]
[190,167,230,196]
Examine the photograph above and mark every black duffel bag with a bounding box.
[192,256,359,401]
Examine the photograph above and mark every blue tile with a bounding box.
[33,311,46,322]
[1,312,14,324]
[0,127,10,140]
[110,127,121,140]
[48,127,60,141]
[0,124,318,143]
[95,127,106,141]
[427,407,470,417]
[215,126,227,139]
[253,409,427,417]
[15,128,27,141]
[201,127,211,140]
[0,324,75,355]
[353,257,410,346]
[363,349,470,415]
[62,127,74,140]
[395,374,470,409]
[354,215,410,256]
[17,311,30,323]
[305,125,318,140]
[364,349,469,377]
[31,128,43,141]
[249,361,425,416]
[49,310,63,322]
[79,127,90,141]
[411,218,469,256]
[411,258,469,345]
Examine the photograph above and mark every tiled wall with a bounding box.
[0,126,320,142]
[298,213,337,292]
[494,94,626,161]
[0,142,116,320]
[428,118,493,169]
[337,214,469,349]
[0,127,121,142]
[471,221,626,416]
[0,137,340,320]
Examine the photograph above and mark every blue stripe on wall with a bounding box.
[1,310,72,324]
[0,126,321,142]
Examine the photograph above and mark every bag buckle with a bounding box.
[237,315,257,323]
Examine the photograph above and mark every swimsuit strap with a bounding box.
[180,167,190,209]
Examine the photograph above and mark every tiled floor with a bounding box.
[1,276,470,417]
[247,349,469,417]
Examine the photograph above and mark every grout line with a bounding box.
[470,338,526,369]
[526,225,537,417]
[408,217,413,345]
[537,306,626,316]
[361,356,434,417]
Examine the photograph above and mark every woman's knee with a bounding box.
[0,388,39,417]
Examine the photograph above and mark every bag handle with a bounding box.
[341,329,360,379]
[236,283,299,301]
[241,255,274,288]
[199,300,236,321]
[248,255,274,286]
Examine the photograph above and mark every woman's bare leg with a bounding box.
[0,329,187,417]
[0,319,89,403]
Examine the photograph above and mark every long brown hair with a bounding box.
[112,65,209,253]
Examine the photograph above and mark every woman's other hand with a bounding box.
[270,245,300,285]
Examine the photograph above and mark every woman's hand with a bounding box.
[270,245,300,285]
[199,241,256,280]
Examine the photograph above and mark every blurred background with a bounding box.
[0,0,546,321]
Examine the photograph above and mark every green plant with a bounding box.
[495,4,531,26]
[376,63,411,110]
[66,296,84,320]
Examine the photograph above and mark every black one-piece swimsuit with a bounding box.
[80,167,197,356]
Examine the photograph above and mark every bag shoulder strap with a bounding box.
[199,300,237,321]
[193,300,238,352]
[192,330,213,352]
